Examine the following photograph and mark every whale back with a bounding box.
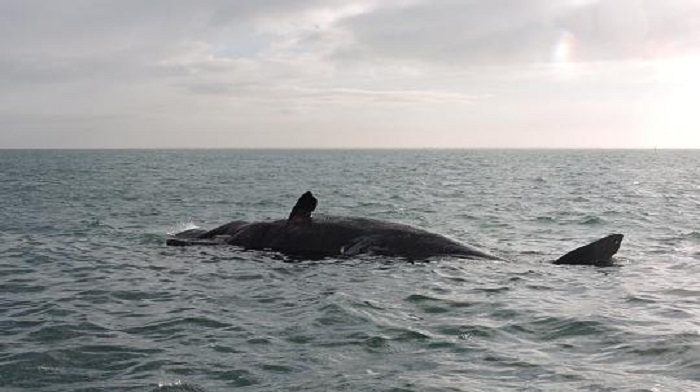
[265,215,499,259]
[171,214,500,260]
[166,215,622,264]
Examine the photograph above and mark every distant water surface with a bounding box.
[0,149,698,391]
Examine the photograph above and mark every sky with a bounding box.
[1,0,699,149]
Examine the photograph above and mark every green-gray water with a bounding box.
[1,150,698,391]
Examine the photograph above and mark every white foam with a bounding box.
[166,221,200,235]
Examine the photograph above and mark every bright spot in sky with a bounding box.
[551,30,578,80]
[649,55,700,147]
[1,1,699,148]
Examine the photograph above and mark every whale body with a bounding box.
[167,214,623,265]
[168,215,501,260]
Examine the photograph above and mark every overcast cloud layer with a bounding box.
[1,0,699,148]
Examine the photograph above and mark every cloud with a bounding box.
[332,0,700,65]
[0,0,698,148]
[3,0,696,93]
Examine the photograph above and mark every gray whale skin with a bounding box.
[167,208,623,266]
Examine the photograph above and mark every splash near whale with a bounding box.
[167,191,623,266]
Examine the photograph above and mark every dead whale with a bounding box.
[167,191,623,265]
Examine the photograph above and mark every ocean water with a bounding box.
[0,149,698,392]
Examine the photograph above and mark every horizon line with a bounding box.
[0,147,696,151]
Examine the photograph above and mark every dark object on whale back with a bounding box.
[287,191,317,225]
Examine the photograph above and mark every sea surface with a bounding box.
[0,149,698,392]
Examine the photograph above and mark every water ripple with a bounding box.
[1,150,699,391]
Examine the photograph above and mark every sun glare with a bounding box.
[551,30,578,81]
[648,55,700,148]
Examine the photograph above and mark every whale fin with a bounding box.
[287,191,318,225]
[553,234,624,266]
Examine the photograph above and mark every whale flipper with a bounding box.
[553,234,623,266]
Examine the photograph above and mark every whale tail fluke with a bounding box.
[553,234,624,266]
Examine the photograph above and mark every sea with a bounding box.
[0,149,698,392]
